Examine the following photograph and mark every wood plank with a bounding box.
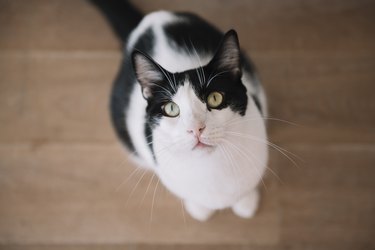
[276,145,375,247]
[0,245,279,250]
[0,143,280,245]
[1,0,374,53]
[0,0,119,50]
[0,51,120,143]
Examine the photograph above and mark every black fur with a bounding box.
[110,28,156,151]
[89,0,142,43]
[163,13,223,55]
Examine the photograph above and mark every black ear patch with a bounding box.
[132,51,166,99]
[209,30,242,78]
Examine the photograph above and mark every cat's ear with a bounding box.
[132,51,165,99]
[210,30,242,77]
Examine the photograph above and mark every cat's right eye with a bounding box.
[207,91,224,109]
[162,102,180,117]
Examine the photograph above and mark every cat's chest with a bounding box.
[155,150,261,208]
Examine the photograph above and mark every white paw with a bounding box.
[232,189,260,218]
[184,200,214,222]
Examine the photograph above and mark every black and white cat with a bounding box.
[92,1,268,221]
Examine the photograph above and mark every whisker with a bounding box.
[226,138,283,185]
[180,199,187,226]
[124,168,148,208]
[206,70,231,88]
[219,144,243,198]
[189,38,206,87]
[226,131,302,168]
[150,178,160,224]
[115,167,141,192]
[148,82,173,98]
[224,116,300,127]
[140,173,156,205]
[221,138,268,191]
[172,73,178,93]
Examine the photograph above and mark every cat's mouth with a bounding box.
[192,140,214,151]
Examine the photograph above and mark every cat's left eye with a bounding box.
[162,102,180,117]
[207,91,224,108]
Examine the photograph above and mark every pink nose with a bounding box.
[187,124,206,137]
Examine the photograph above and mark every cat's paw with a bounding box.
[184,200,214,222]
[232,189,260,218]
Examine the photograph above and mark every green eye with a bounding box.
[207,91,224,108]
[162,102,180,117]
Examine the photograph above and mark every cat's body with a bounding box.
[92,1,268,221]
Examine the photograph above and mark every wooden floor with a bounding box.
[0,0,374,249]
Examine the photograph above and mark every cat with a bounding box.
[91,0,268,221]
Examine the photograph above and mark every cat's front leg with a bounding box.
[184,200,215,221]
[232,189,260,218]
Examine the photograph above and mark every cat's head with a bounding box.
[132,30,252,155]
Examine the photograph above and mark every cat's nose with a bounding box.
[187,124,206,137]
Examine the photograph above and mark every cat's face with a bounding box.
[133,30,251,155]
[153,72,248,155]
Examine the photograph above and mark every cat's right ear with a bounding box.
[132,51,164,99]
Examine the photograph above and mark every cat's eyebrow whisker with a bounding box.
[152,90,174,99]
[152,61,176,94]
[206,70,231,88]
[189,38,206,87]
[148,83,173,98]
[172,73,178,93]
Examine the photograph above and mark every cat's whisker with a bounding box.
[218,144,243,198]
[150,178,160,224]
[152,90,175,99]
[224,115,300,127]
[206,70,231,88]
[221,139,267,192]
[225,137,283,185]
[221,138,268,192]
[226,131,302,168]
[180,199,187,226]
[115,166,142,192]
[140,173,156,206]
[189,38,206,87]
[124,168,148,208]
[152,137,188,157]
[148,83,174,98]
[154,63,177,94]
[183,39,204,87]
[172,73,178,93]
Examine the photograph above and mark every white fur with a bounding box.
[125,11,268,221]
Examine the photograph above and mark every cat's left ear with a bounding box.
[209,30,242,78]
[132,51,166,99]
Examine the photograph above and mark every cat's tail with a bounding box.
[89,0,143,43]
